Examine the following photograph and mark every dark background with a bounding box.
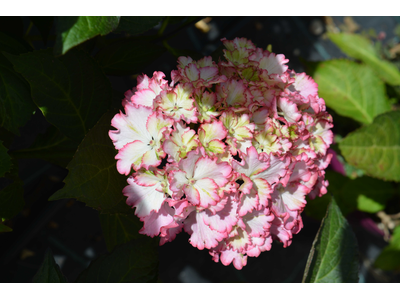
[1,16,399,283]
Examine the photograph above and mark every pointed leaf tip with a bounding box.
[303,197,359,283]
[32,248,68,283]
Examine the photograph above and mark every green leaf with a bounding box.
[313,59,391,124]
[95,39,166,76]
[77,237,158,283]
[115,16,164,35]
[374,226,400,271]
[49,111,133,215]
[32,248,68,282]
[0,32,35,135]
[303,197,359,283]
[29,16,54,45]
[54,16,120,55]
[99,213,143,252]
[4,48,111,142]
[0,141,12,178]
[339,110,400,182]
[9,126,79,168]
[305,171,395,220]
[328,32,400,86]
[0,222,12,232]
[347,176,394,213]
[0,164,25,219]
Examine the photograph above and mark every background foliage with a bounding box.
[0,16,399,283]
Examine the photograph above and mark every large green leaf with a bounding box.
[339,111,400,182]
[115,16,164,35]
[9,126,79,168]
[95,39,166,76]
[77,238,158,283]
[313,59,391,124]
[0,140,12,178]
[0,164,24,220]
[54,16,120,55]
[305,171,394,220]
[0,32,35,135]
[328,32,400,86]
[99,213,143,252]
[32,248,68,283]
[4,48,111,142]
[374,226,400,271]
[49,111,133,214]
[303,197,359,283]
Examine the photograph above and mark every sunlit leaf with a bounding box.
[328,32,400,86]
[313,59,391,124]
[339,111,400,182]
[54,16,120,55]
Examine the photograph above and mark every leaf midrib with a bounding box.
[318,63,373,123]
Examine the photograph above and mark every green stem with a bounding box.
[24,21,33,37]
[24,21,35,49]
[163,40,179,57]
[157,16,170,37]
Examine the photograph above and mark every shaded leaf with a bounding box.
[0,163,24,219]
[305,171,394,220]
[303,197,359,283]
[0,31,28,54]
[0,222,12,232]
[328,32,400,86]
[374,226,400,271]
[49,111,133,215]
[115,16,164,35]
[54,16,120,55]
[0,141,12,177]
[77,237,158,283]
[99,213,142,252]
[339,111,400,182]
[313,59,391,124]
[4,48,111,142]
[29,16,54,45]
[95,39,165,76]
[9,126,79,168]
[32,248,68,283]
[0,32,35,135]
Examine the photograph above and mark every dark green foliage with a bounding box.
[76,238,159,283]
[32,248,68,283]
[303,198,359,283]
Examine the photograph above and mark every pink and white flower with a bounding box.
[109,37,333,270]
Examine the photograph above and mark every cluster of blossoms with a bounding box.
[109,37,333,270]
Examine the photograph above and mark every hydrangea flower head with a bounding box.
[109,37,333,270]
